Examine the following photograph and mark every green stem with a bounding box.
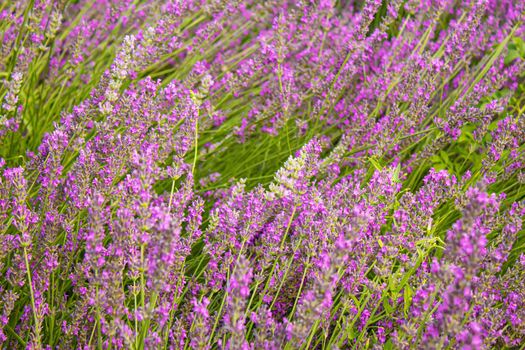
[192,113,199,178]
[133,279,139,348]
[207,238,248,346]
[303,319,321,350]
[23,245,42,348]
[268,239,303,311]
[288,259,310,321]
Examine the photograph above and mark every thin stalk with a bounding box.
[268,239,303,311]
[288,258,310,321]
[207,238,248,346]
[192,116,199,179]
[303,319,321,350]
[23,245,42,348]
[133,279,139,347]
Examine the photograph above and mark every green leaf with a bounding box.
[512,36,525,55]
[404,285,413,317]
[369,156,383,171]
[439,150,455,171]
[505,50,521,65]
[392,163,401,183]
[383,298,394,314]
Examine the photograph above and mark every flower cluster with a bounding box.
[0,0,524,349]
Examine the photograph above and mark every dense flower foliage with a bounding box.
[0,0,525,349]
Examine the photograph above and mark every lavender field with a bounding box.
[0,1,524,349]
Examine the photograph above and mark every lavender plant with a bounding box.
[1,0,525,349]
